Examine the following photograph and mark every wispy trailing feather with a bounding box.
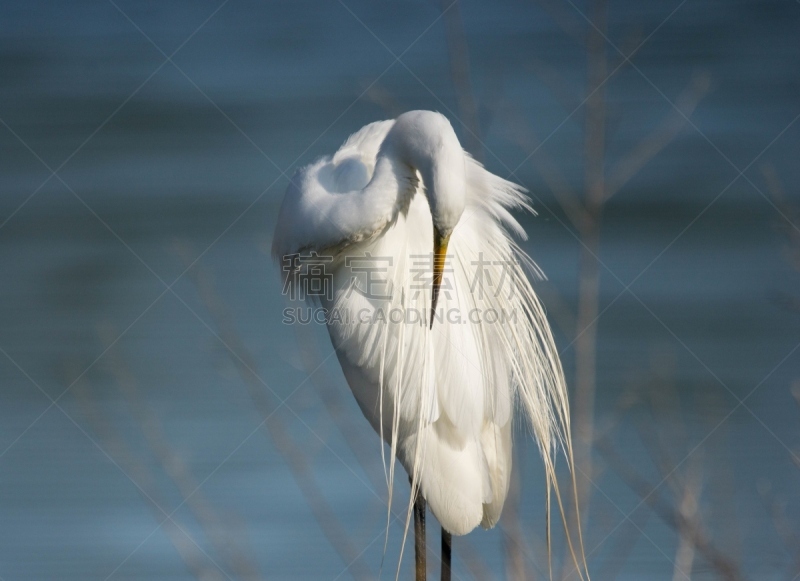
[273,112,588,580]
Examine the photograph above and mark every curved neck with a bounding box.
[378,111,466,235]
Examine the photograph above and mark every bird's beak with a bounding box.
[430,227,450,329]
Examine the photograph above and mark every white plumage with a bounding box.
[273,111,574,540]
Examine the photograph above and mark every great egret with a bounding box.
[273,111,582,580]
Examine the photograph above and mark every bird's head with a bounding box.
[426,153,465,330]
[380,110,468,328]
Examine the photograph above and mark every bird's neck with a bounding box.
[365,155,419,222]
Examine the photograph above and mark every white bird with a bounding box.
[273,111,582,580]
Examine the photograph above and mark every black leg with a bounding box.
[413,487,427,581]
[441,528,451,581]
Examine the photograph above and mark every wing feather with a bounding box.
[274,117,571,538]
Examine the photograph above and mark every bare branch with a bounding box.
[177,245,376,581]
[597,437,746,581]
[671,457,703,581]
[605,72,711,201]
[70,366,227,581]
[440,0,483,159]
[96,324,264,580]
[496,100,588,230]
[535,0,586,44]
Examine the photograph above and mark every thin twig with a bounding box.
[178,245,375,581]
[70,364,227,581]
[440,0,482,159]
[96,324,263,580]
[597,437,745,581]
[604,72,711,201]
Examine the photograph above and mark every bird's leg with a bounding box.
[413,485,427,581]
[440,528,451,581]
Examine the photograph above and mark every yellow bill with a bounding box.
[430,228,450,329]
